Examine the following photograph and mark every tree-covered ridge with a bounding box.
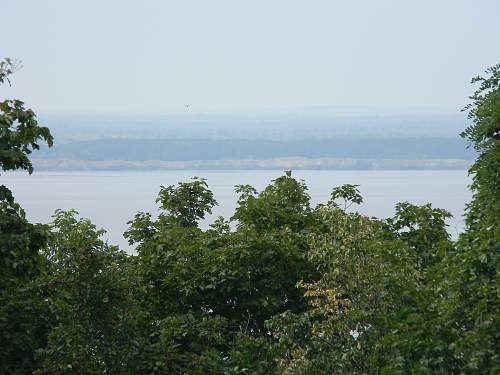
[32,137,472,162]
[1,60,498,374]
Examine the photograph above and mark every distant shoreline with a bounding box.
[32,158,471,171]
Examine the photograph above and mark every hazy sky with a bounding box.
[2,0,499,114]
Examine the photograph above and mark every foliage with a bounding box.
[124,172,317,372]
[35,210,143,374]
[267,204,420,374]
[439,64,500,373]
[0,57,52,277]
[0,58,54,374]
[370,64,500,374]
[1,59,499,374]
[328,183,363,209]
[0,185,47,288]
[0,57,20,86]
[385,202,452,268]
[233,170,314,232]
[0,186,51,374]
[156,177,217,227]
[0,58,53,175]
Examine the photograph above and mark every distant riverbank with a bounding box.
[32,157,471,171]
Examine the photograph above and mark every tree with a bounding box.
[156,177,217,227]
[0,59,53,175]
[0,58,53,286]
[0,57,53,282]
[0,58,19,85]
[267,188,421,374]
[328,183,363,210]
[369,65,500,374]
[0,185,52,374]
[438,64,500,373]
[385,202,452,269]
[125,173,317,373]
[0,58,54,374]
[36,210,143,374]
[233,171,314,232]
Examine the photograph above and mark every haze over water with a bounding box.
[3,170,471,251]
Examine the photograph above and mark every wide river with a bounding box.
[2,170,471,252]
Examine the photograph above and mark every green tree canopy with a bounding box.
[0,58,54,374]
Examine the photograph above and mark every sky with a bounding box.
[2,0,499,114]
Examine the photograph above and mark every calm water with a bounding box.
[1,170,471,252]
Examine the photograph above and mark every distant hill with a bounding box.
[39,112,468,142]
[34,138,473,162]
[33,111,473,170]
